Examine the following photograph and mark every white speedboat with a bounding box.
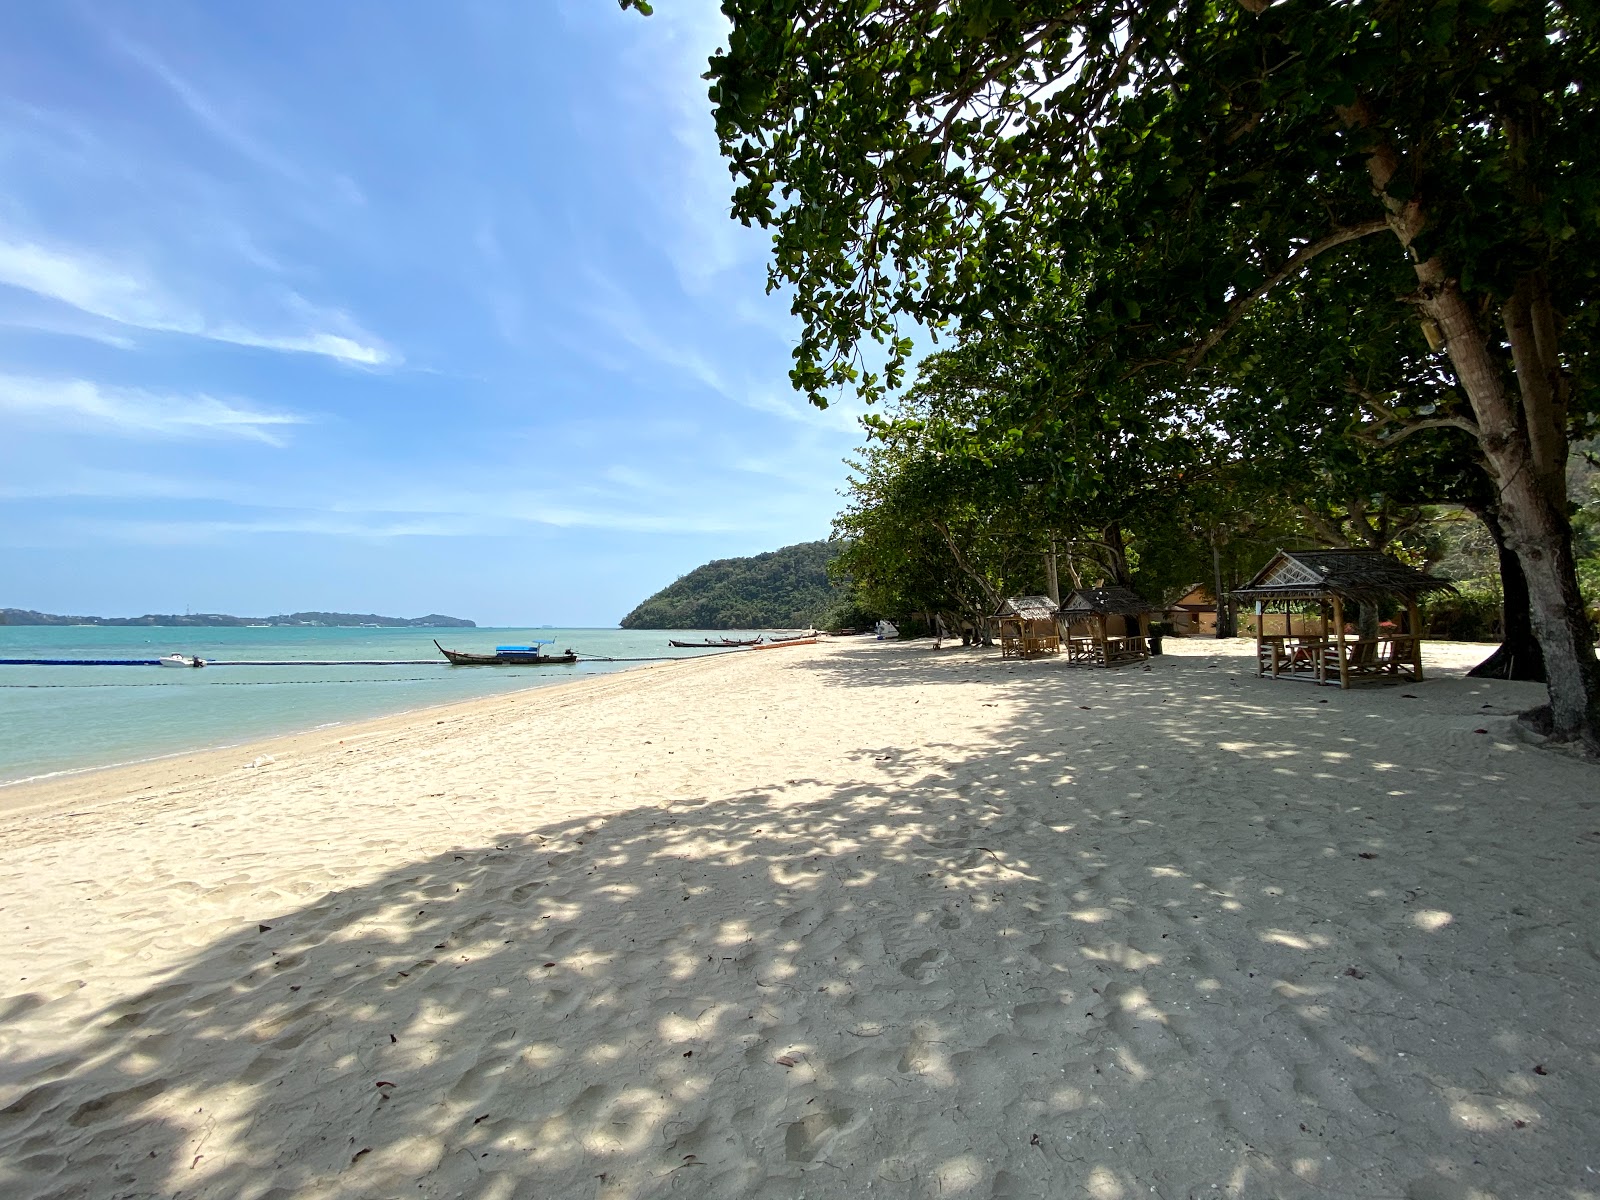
[157,653,204,668]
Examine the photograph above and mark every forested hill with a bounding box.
[619,541,846,629]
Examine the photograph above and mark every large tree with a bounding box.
[706,0,1600,750]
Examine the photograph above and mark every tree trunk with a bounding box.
[1210,528,1233,638]
[1466,505,1546,681]
[1417,269,1599,747]
[1351,113,1600,748]
[1101,522,1134,587]
[1358,602,1381,642]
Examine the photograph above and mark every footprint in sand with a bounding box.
[897,1021,947,1075]
[783,1107,855,1163]
[445,1055,513,1106]
[66,1080,168,1128]
[898,947,949,982]
[508,881,544,904]
[938,900,969,930]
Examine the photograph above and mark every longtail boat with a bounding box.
[752,635,818,650]
[434,639,577,666]
[667,637,764,648]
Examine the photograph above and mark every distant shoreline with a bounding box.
[1,608,476,629]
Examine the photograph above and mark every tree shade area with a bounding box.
[618,540,857,630]
[706,0,1600,753]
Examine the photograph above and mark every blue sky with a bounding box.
[0,1,864,626]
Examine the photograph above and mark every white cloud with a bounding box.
[0,236,393,365]
[0,375,308,445]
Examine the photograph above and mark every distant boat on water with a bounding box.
[433,639,577,666]
[158,654,204,668]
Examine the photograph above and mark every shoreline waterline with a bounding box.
[0,647,742,817]
[0,625,759,786]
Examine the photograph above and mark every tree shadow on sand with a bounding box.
[2,647,1597,1200]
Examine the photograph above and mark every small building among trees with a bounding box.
[1163,584,1219,636]
[1232,549,1454,688]
[992,596,1062,659]
[1058,587,1158,666]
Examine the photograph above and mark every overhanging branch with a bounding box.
[1185,219,1392,370]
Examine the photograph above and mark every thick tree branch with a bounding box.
[1184,219,1392,369]
[931,518,1004,609]
[1345,378,1479,445]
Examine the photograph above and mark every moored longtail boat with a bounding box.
[751,635,818,650]
[433,639,577,666]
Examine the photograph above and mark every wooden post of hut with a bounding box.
[1407,596,1424,681]
[1330,594,1350,689]
[1232,549,1453,690]
[1318,601,1330,683]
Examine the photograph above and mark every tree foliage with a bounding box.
[710,0,1600,748]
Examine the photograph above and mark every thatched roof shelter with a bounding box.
[1232,550,1453,689]
[994,595,1060,621]
[1232,550,1453,606]
[992,595,1061,659]
[1058,587,1156,667]
[1057,586,1158,618]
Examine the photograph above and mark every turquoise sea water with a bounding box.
[0,626,772,786]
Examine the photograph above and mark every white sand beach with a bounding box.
[1,637,1596,1199]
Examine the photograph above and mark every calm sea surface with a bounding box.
[0,626,774,786]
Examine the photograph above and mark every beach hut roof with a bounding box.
[993,595,1060,621]
[1231,549,1453,604]
[1058,586,1157,617]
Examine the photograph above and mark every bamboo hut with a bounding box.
[1232,549,1453,688]
[992,596,1062,659]
[1058,587,1157,666]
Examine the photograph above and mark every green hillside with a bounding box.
[619,541,847,629]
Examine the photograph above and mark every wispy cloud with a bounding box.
[615,4,753,295]
[0,374,308,445]
[60,514,476,545]
[41,501,743,546]
[0,235,392,364]
[104,30,368,210]
[578,267,856,431]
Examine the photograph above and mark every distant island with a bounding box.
[0,609,476,628]
[620,540,854,630]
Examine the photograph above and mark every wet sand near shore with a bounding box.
[1,637,1595,1199]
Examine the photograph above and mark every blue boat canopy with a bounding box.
[494,640,555,652]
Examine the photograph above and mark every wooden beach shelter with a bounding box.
[1232,549,1453,688]
[1058,587,1157,667]
[992,596,1062,659]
